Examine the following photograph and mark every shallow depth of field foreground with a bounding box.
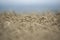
[0,11,60,40]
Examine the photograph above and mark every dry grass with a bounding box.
[0,11,60,40]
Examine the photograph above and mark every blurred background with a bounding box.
[0,0,60,12]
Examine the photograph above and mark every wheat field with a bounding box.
[0,11,60,40]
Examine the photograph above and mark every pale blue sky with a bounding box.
[0,0,60,11]
[0,0,59,5]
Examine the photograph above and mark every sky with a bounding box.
[0,0,59,5]
[0,0,60,12]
